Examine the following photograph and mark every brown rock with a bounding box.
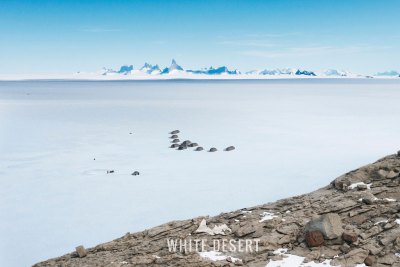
[75,245,87,258]
[342,232,358,243]
[364,255,376,266]
[305,231,325,247]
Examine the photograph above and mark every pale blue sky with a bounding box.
[0,0,399,74]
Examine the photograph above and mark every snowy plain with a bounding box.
[1,79,400,266]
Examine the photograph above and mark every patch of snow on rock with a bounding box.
[374,219,389,225]
[199,251,227,261]
[348,182,372,190]
[384,198,396,202]
[260,212,278,222]
[199,251,241,263]
[266,248,367,267]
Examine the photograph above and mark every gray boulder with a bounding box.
[170,130,180,134]
[75,246,87,258]
[172,139,180,143]
[170,144,179,148]
[209,147,217,152]
[178,146,187,150]
[170,135,178,139]
[188,143,198,147]
[305,213,343,240]
[195,147,204,151]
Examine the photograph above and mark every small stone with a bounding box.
[225,146,235,151]
[362,198,374,205]
[170,134,178,139]
[170,144,179,148]
[364,255,376,266]
[195,147,204,151]
[172,139,180,143]
[209,147,217,152]
[387,170,399,179]
[178,146,187,150]
[340,243,351,253]
[170,130,180,134]
[132,171,140,176]
[75,246,87,258]
[377,169,388,179]
[342,232,358,243]
[305,231,325,247]
[357,184,368,191]
[106,170,114,174]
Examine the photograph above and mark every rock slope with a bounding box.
[34,152,400,267]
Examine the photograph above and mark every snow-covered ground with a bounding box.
[1,79,400,266]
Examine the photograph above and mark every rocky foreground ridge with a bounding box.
[35,152,400,267]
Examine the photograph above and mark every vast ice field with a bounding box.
[1,79,400,266]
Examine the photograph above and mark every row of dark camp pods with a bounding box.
[169,130,235,152]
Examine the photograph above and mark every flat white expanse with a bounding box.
[0,79,399,266]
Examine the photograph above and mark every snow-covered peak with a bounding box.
[140,63,161,74]
[257,68,315,76]
[295,69,316,76]
[375,70,399,77]
[170,59,183,71]
[187,66,240,75]
[323,69,348,77]
[161,59,184,74]
[140,63,152,70]
[118,65,134,74]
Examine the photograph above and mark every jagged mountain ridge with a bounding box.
[82,59,399,78]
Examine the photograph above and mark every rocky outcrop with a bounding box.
[34,153,400,267]
[305,213,343,239]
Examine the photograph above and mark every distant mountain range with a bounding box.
[75,59,400,79]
